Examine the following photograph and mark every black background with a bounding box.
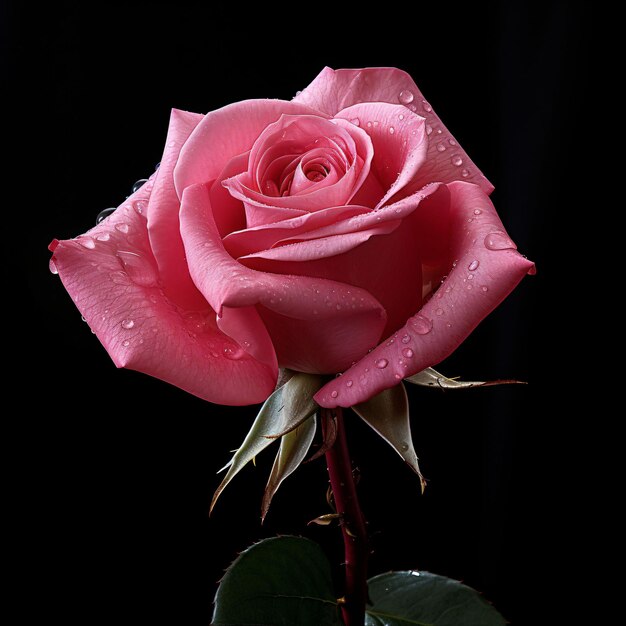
[5,2,588,624]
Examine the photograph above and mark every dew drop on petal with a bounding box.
[115,223,129,234]
[389,126,395,135]
[437,144,446,152]
[122,340,130,347]
[484,232,517,251]
[461,168,470,178]
[481,285,489,292]
[223,345,245,360]
[451,155,463,166]
[426,125,433,135]
[121,319,134,329]
[473,209,482,215]
[402,348,414,358]
[77,237,96,249]
[133,200,148,215]
[375,358,389,369]
[401,334,411,344]
[422,100,432,112]
[398,89,414,104]
[331,390,339,398]
[468,259,480,271]
[96,233,110,242]
[49,258,58,274]
[346,380,353,388]
[350,118,360,127]
[435,307,444,316]
[410,314,433,335]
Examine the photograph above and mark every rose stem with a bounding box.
[322,407,368,626]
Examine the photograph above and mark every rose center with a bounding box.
[260,137,348,198]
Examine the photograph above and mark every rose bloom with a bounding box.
[49,67,533,408]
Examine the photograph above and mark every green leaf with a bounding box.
[353,384,425,491]
[261,415,317,521]
[211,373,325,513]
[212,536,342,626]
[405,367,525,390]
[365,571,506,626]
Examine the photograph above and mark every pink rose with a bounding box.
[49,67,534,408]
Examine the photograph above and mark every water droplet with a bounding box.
[132,179,148,193]
[467,274,474,280]
[96,207,116,224]
[401,334,411,344]
[435,307,444,316]
[121,319,134,329]
[49,258,58,274]
[436,143,446,152]
[350,117,360,126]
[96,233,111,242]
[133,200,148,215]
[346,380,353,388]
[168,139,176,147]
[410,314,433,335]
[468,259,480,271]
[398,114,404,121]
[446,322,452,328]
[451,155,463,166]
[331,390,339,398]
[109,270,128,285]
[400,442,409,451]
[115,223,129,234]
[461,168,470,177]
[473,209,482,215]
[223,345,245,360]
[426,124,433,135]
[402,348,414,358]
[484,232,517,251]
[481,285,489,292]
[422,100,432,112]
[408,103,417,112]
[467,284,473,290]
[122,340,130,347]
[366,121,372,128]
[389,126,395,135]
[77,237,96,249]
[375,358,389,369]
[398,89,414,104]
[117,250,159,287]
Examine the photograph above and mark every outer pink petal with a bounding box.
[173,99,323,196]
[315,181,534,407]
[294,67,493,194]
[179,183,388,373]
[335,102,428,207]
[147,109,207,310]
[50,185,277,406]
[238,185,449,338]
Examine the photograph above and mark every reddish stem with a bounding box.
[322,407,368,626]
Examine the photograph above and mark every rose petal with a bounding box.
[179,183,388,373]
[209,151,249,238]
[335,102,428,207]
[223,204,371,258]
[238,185,448,337]
[174,99,323,197]
[314,181,534,407]
[50,184,276,406]
[294,67,494,194]
[147,109,207,310]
